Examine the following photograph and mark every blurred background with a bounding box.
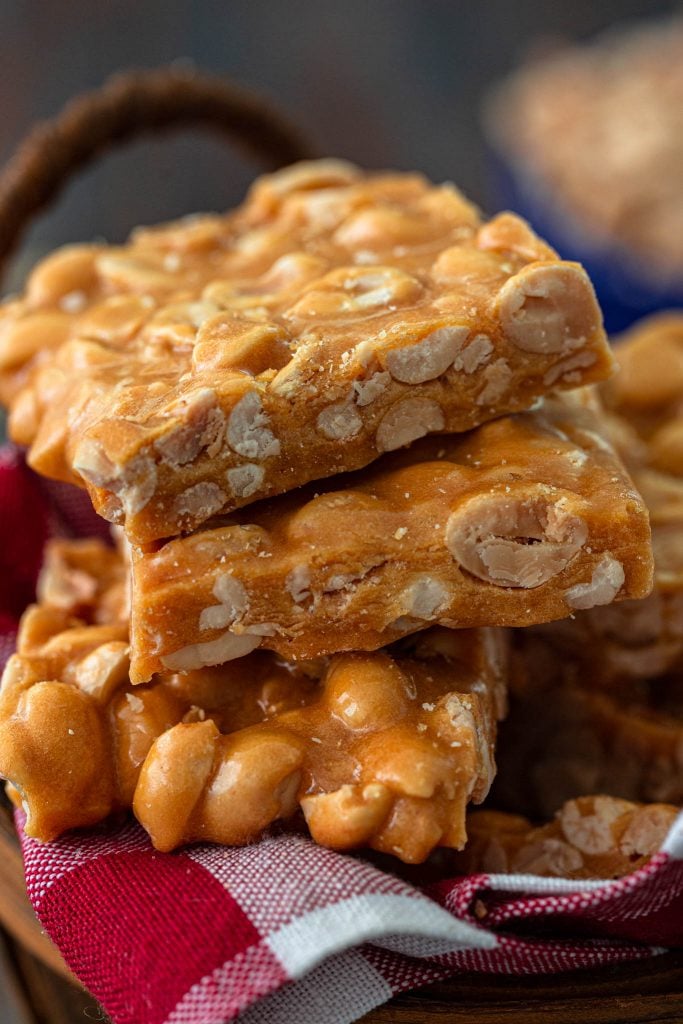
[0,0,676,264]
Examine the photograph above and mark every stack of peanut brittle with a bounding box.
[0,160,673,875]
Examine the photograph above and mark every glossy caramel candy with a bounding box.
[455,796,678,880]
[129,391,653,682]
[0,160,613,544]
[0,540,507,863]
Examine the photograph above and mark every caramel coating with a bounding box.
[0,540,507,863]
[489,353,683,818]
[0,160,613,544]
[518,465,683,686]
[455,796,678,880]
[37,537,129,624]
[129,390,653,682]
[519,318,683,687]
[604,313,683,477]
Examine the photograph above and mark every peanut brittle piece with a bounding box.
[455,796,678,880]
[493,413,683,815]
[494,648,683,817]
[519,328,683,687]
[480,337,683,821]
[0,541,507,863]
[604,312,683,476]
[135,627,507,860]
[518,462,683,685]
[0,159,613,544]
[36,537,129,624]
[129,391,653,682]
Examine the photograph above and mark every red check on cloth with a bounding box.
[2,445,683,1024]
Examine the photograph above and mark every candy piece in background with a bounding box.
[485,18,683,332]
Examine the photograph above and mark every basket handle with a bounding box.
[0,66,316,282]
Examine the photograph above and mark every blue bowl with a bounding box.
[487,145,683,336]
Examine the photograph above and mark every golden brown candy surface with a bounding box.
[455,796,678,880]
[0,539,507,863]
[605,313,683,478]
[0,160,612,543]
[486,333,683,820]
[129,390,653,682]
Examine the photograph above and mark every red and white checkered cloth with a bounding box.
[2,445,683,1024]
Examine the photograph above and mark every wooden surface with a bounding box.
[361,954,683,1022]
[0,936,100,1024]
[0,807,74,983]
[1,803,682,1023]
